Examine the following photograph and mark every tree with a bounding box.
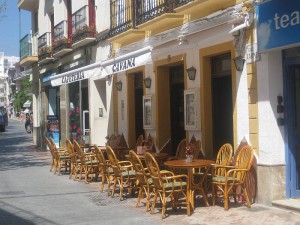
[0,0,7,22]
[13,77,32,113]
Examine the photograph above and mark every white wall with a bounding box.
[54,0,67,25]
[257,51,285,165]
[96,0,110,32]
[72,0,88,13]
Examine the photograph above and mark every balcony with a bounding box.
[72,5,96,49]
[38,32,54,64]
[18,0,38,12]
[53,20,72,58]
[108,0,189,47]
[19,34,38,67]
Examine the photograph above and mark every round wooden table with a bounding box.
[164,159,214,215]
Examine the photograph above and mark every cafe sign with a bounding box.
[101,52,151,76]
[257,0,300,51]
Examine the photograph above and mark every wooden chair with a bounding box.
[128,150,153,211]
[49,137,71,174]
[44,136,56,172]
[92,146,114,194]
[211,145,254,210]
[45,136,70,175]
[73,140,99,183]
[134,134,144,152]
[66,139,78,180]
[106,146,136,200]
[144,152,189,219]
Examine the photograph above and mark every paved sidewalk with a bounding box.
[1,119,300,224]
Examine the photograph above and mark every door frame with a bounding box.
[200,42,237,159]
[283,55,300,198]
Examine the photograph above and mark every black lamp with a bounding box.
[233,55,245,71]
[187,66,196,80]
[115,80,122,91]
[144,77,152,89]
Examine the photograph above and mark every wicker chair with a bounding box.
[44,136,56,172]
[49,136,70,174]
[134,134,144,152]
[106,146,136,200]
[92,146,114,194]
[144,152,189,219]
[66,139,78,180]
[211,145,254,210]
[73,140,99,183]
[128,150,153,211]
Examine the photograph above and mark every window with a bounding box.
[33,11,39,34]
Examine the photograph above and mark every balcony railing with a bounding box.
[109,0,193,37]
[54,20,68,40]
[38,32,52,48]
[38,32,53,60]
[20,34,32,60]
[109,0,134,37]
[53,20,72,52]
[72,5,95,43]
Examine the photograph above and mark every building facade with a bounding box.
[17,0,300,206]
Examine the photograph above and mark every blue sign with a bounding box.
[257,0,300,51]
[42,72,56,83]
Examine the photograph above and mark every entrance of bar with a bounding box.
[284,51,300,198]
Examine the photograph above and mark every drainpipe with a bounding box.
[229,12,254,34]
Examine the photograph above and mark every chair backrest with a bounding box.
[193,140,202,159]
[145,152,162,191]
[134,134,144,152]
[233,145,254,181]
[45,136,55,157]
[176,139,188,159]
[92,146,106,165]
[215,143,233,166]
[73,140,85,164]
[146,134,154,151]
[129,150,148,185]
[213,143,233,176]
[106,145,122,177]
[66,139,77,163]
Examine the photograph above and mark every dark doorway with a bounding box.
[134,73,144,140]
[211,53,233,158]
[169,64,185,155]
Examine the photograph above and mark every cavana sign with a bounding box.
[257,0,300,51]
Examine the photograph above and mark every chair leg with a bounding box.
[151,192,158,214]
[161,193,166,219]
[242,185,251,208]
[212,184,215,206]
[224,184,229,210]
[100,171,105,192]
[136,186,143,208]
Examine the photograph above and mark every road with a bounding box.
[1,119,300,225]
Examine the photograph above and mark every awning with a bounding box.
[50,62,102,86]
[23,100,31,108]
[50,46,152,86]
[100,46,152,77]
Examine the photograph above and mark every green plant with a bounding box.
[13,77,32,112]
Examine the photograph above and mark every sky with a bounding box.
[0,0,31,57]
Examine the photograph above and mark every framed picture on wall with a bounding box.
[184,89,199,130]
[143,95,153,129]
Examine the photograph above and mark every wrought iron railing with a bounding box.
[109,0,193,37]
[109,0,134,37]
[38,32,52,48]
[72,5,88,34]
[20,34,32,60]
[54,20,68,41]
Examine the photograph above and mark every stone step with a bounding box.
[272,199,300,212]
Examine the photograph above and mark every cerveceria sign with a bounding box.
[112,57,135,73]
[62,72,85,84]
